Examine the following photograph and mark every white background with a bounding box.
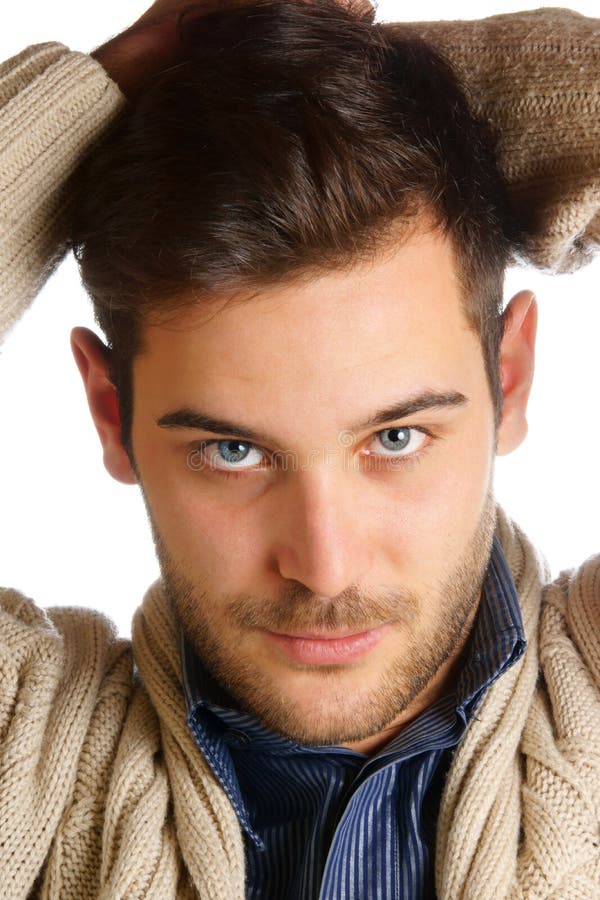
[1,0,598,637]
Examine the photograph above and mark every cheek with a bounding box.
[376,419,495,561]
[428,422,495,545]
[141,468,265,584]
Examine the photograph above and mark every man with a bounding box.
[0,2,598,898]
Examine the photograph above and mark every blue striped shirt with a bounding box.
[180,538,525,898]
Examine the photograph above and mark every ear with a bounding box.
[70,327,138,485]
[496,290,538,456]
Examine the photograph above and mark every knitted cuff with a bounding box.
[394,8,600,273]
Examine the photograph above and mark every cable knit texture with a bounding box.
[0,9,599,898]
[0,510,598,898]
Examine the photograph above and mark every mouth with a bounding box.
[263,624,391,665]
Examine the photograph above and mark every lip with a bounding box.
[264,624,391,665]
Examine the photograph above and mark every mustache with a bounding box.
[227,583,420,634]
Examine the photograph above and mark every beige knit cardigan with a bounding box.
[0,8,599,898]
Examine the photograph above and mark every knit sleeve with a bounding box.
[0,588,134,897]
[391,8,600,274]
[0,43,125,343]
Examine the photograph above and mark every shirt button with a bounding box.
[226,729,250,747]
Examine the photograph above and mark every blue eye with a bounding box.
[203,440,266,470]
[372,427,427,457]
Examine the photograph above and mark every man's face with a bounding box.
[129,225,499,748]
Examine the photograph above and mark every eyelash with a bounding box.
[189,426,436,481]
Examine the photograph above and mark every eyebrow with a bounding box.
[350,390,468,432]
[155,390,468,445]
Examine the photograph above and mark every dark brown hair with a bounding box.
[71,0,517,451]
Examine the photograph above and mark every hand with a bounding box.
[91,0,195,99]
[92,0,374,99]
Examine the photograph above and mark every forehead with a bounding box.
[134,226,482,435]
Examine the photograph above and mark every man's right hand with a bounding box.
[91,0,201,100]
[92,0,374,100]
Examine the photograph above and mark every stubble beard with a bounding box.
[149,492,497,747]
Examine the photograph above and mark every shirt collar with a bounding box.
[455,534,526,716]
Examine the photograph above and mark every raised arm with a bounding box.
[401,8,600,274]
[0,0,208,344]
[0,45,124,341]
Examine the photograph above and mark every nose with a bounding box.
[269,467,369,598]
